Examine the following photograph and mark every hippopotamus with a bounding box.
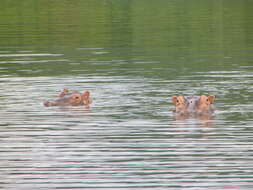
[172,95,215,116]
[44,88,92,107]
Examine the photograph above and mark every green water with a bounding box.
[1,0,253,76]
[0,0,253,189]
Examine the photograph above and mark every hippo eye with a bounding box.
[72,94,81,102]
[206,99,209,102]
[176,100,179,103]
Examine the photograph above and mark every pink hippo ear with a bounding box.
[82,91,92,105]
[172,96,178,105]
[82,91,90,99]
[59,88,69,97]
[171,96,185,105]
[208,95,215,104]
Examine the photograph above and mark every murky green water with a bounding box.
[1,0,253,189]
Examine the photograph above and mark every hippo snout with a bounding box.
[44,101,50,107]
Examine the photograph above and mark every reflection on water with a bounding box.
[1,0,253,189]
[173,114,215,128]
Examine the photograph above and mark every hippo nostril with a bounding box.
[44,101,50,107]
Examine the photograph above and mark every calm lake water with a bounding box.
[1,0,253,189]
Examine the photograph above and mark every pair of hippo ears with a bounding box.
[60,88,90,97]
[172,95,215,105]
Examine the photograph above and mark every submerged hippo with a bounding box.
[44,88,92,107]
[172,95,215,116]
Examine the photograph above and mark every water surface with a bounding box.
[1,0,253,189]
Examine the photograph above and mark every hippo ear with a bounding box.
[59,88,69,97]
[63,88,69,93]
[82,91,90,99]
[82,91,92,105]
[208,95,215,103]
[172,96,178,105]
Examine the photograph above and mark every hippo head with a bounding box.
[44,89,92,107]
[172,95,215,116]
